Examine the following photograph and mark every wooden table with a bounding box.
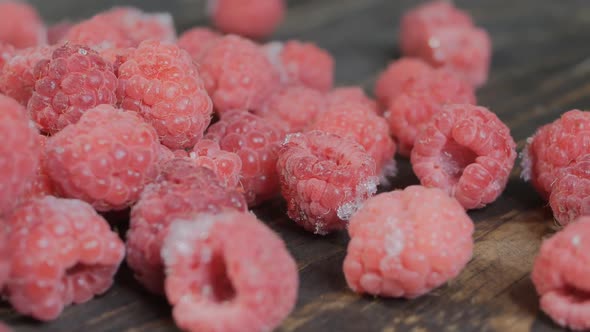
[3,0,589,331]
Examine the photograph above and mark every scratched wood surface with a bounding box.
[2,0,590,331]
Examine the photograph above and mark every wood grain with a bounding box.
[3,0,590,331]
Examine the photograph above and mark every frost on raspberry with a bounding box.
[28,44,118,134]
[0,1,47,49]
[411,104,516,210]
[326,87,379,114]
[549,155,590,227]
[385,69,476,156]
[177,27,222,62]
[19,135,56,204]
[3,196,125,321]
[374,57,433,108]
[199,35,279,114]
[208,0,285,39]
[118,40,213,149]
[162,212,298,332]
[0,46,53,105]
[531,217,590,331]
[190,139,243,189]
[277,130,378,235]
[206,111,286,206]
[45,105,161,211]
[343,186,474,298]
[0,42,15,70]
[127,159,247,294]
[521,110,590,200]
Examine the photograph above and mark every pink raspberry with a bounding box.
[162,212,298,332]
[374,57,433,107]
[199,35,278,114]
[208,0,285,39]
[47,21,73,45]
[255,85,325,133]
[521,110,590,200]
[206,111,286,206]
[264,40,334,92]
[549,155,590,227]
[64,16,130,50]
[3,196,125,321]
[0,46,53,105]
[411,104,516,210]
[118,40,213,149]
[28,44,118,134]
[177,27,222,62]
[343,185,474,298]
[45,105,161,211]
[531,217,590,331]
[19,135,56,204]
[277,130,378,235]
[385,70,476,156]
[127,159,247,294]
[0,1,46,49]
[326,87,379,114]
[99,47,134,77]
[0,95,40,216]
[190,139,243,189]
[0,42,15,70]
[158,144,190,165]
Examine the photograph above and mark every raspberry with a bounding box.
[0,42,15,70]
[521,110,590,200]
[264,40,334,92]
[127,159,247,294]
[255,85,325,133]
[0,46,53,105]
[199,35,278,114]
[47,21,72,45]
[0,95,40,216]
[206,111,285,206]
[326,87,379,114]
[64,16,130,50]
[118,40,213,149]
[3,196,125,321]
[549,155,590,227]
[374,58,434,107]
[161,212,298,332]
[99,47,134,77]
[531,217,590,331]
[208,0,285,39]
[0,1,46,49]
[411,104,516,209]
[343,185,474,298]
[277,130,378,235]
[45,105,161,211]
[28,44,118,134]
[384,70,476,156]
[190,139,243,189]
[19,134,56,204]
[177,27,222,62]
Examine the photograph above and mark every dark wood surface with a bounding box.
[2,0,590,331]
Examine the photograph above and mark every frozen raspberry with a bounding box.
[3,196,125,321]
[177,27,223,62]
[0,1,46,49]
[400,1,473,57]
[277,130,378,235]
[64,16,130,50]
[326,87,379,114]
[0,46,53,105]
[0,95,40,216]
[28,44,118,134]
[206,111,285,206]
[19,135,56,204]
[199,35,278,114]
[162,212,298,332]
[45,105,160,211]
[343,185,474,298]
[190,139,243,189]
[255,85,325,133]
[411,104,516,210]
[118,40,213,149]
[0,42,15,70]
[264,40,334,92]
[385,70,476,156]
[549,155,590,227]
[374,58,433,107]
[47,21,72,45]
[531,217,590,331]
[208,0,285,39]
[127,159,247,294]
[522,110,590,200]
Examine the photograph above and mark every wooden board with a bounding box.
[2,0,590,331]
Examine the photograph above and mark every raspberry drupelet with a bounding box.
[190,139,243,190]
[0,1,47,49]
[277,130,378,235]
[531,217,590,331]
[549,155,590,227]
[3,196,125,321]
[0,42,16,70]
[162,212,298,332]
[343,186,474,298]
[45,105,161,211]
[411,104,516,210]
[374,57,433,108]
[326,87,379,114]
[118,40,213,149]
[208,0,285,39]
[0,46,53,105]
[177,27,222,62]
